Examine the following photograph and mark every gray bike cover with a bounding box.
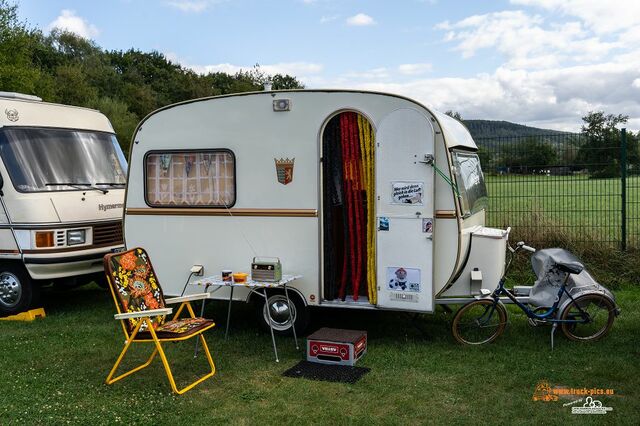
[529,248,615,311]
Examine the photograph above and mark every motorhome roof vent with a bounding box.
[0,92,43,102]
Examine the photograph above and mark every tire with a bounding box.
[451,299,507,345]
[0,263,40,317]
[255,290,309,336]
[560,294,615,342]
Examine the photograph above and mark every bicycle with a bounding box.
[451,242,619,347]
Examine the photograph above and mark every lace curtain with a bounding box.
[145,151,234,206]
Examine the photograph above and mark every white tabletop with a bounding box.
[194,274,302,289]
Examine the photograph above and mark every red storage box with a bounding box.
[306,328,367,366]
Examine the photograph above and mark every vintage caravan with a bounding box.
[0,92,127,316]
[124,90,509,332]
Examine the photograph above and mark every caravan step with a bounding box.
[307,328,367,366]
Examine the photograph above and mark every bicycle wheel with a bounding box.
[452,299,507,345]
[560,294,615,342]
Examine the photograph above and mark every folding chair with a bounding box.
[103,247,216,394]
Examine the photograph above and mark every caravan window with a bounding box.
[144,150,235,207]
[452,151,488,217]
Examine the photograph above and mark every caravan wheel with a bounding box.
[255,291,309,336]
[0,263,39,317]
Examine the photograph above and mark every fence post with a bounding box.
[620,128,627,251]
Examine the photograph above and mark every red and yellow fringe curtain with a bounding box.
[358,114,376,304]
[333,112,376,303]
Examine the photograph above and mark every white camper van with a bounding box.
[0,92,127,316]
[124,90,509,332]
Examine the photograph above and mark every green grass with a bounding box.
[486,174,640,247]
[485,174,640,286]
[1,284,639,425]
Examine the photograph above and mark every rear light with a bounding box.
[35,231,54,248]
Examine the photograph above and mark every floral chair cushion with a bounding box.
[105,248,166,333]
[138,317,214,339]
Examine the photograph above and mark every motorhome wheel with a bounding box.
[257,292,309,335]
[0,264,39,317]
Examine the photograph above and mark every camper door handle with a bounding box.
[419,154,434,165]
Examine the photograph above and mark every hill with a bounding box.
[463,119,568,139]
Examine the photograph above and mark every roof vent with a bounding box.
[0,92,42,102]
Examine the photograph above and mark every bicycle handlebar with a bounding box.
[503,241,537,278]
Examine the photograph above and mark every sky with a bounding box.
[15,0,640,131]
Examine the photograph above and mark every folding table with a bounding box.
[193,274,302,362]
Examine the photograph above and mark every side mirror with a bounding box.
[0,172,4,196]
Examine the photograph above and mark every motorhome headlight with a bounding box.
[67,229,86,246]
[35,231,54,248]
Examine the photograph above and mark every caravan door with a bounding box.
[376,109,435,312]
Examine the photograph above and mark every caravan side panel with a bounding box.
[125,91,463,309]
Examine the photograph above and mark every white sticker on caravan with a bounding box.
[391,181,423,205]
[387,267,420,292]
[422,218,433,233]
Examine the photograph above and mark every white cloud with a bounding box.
[165,0,226,13]
[164,3,639,132]
[47,10,99,39]
[313,55,640,131]
[436,10,618,69]
[421,3,640,130]
[320,15,340,24]
[341,67,391,81]
[398,63,433,75]
[346,13,376,27]
[511,0,640,33]
[172,58,324,82]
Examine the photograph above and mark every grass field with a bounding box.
[485,175,640,248]
[1,283,638,425]
[1,174,638,425]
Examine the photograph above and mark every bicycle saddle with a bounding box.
[554,260,584,275]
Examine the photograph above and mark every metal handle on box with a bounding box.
[252,256,281,263]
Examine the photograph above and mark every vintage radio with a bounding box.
[251,257,282,282]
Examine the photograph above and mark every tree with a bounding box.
[577,111,629,178]
[0,0,55,98]
[271,74,304,90]
[0,1,306,149]
[499,138,557,174]
[518,139,557,173]
[54,64,98,106]
[444,110,463,121]
[91,97,139,154]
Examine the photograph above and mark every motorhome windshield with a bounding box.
[0,127,127,193]
[452,151,488,217]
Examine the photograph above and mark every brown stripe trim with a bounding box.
[22,242,123,254]
[126,207,318,218]
[435,210,457,219]
[0,249,20,254]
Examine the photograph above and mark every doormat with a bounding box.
[282,361,370,384]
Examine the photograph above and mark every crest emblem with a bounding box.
[274,157,295,185]
[5,108,19,122]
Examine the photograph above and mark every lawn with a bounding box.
[485,175,640,248]
[1,282,638,425]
